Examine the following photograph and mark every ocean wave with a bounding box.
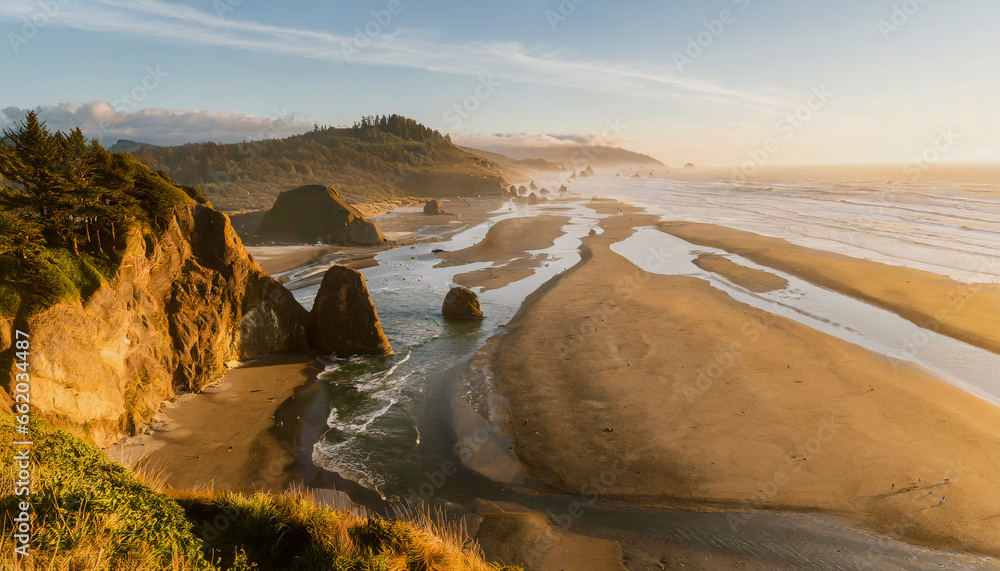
[327,398,399,434]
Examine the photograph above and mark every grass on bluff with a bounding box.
[0,418,519,570]
[0,245,118,318]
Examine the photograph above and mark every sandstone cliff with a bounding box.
[257,185,387,245]
[3,205,308,446]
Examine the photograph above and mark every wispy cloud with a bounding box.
[0,0,791,112]
[1,102,311,145]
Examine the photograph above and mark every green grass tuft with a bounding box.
[0,246,118,318]
[0,417,212,570]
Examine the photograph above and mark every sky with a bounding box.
[1,0,998,166]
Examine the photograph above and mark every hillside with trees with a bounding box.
[127,114,513,212]
[0,112,208,317]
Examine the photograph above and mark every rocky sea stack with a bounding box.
[257,185,386,245]
[307,266,393,356]
[442,287,484,320]
[423,199,444,215]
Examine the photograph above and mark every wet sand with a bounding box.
[248,199,506,276]
[659,221,1000,354]
[493,201,1000,556]
[436,215,570,290]
[566,503,999,570]
[110,356,322,494]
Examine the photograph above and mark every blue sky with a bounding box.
[1,0,998,165]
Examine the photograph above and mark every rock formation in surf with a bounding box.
[423,199,444,215]
[442,287,484,320]
[307,266,393,357]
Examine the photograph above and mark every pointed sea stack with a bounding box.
[307,265,393,356]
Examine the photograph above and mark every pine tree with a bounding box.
[0,111,61,221]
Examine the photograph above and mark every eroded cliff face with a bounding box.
[4,205,308,447]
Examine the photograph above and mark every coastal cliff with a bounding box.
[4,205,308,447]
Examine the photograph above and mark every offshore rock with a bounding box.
[307,266,393,357]
[442,287,484,321]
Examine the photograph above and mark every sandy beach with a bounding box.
[493,201,1000,556]
[246,245,337,275]
[110,356,322,494]
[113,202,516,497]
[659,221,1000,354]
[15,6,1000,567]
[247,198,507,276]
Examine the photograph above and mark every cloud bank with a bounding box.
[1,102,312,146]
[451,132,626,150]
